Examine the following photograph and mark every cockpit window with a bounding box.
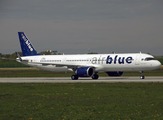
[145,57,156,61]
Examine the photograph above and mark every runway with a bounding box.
[0,77,163,83]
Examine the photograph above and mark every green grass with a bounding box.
[0,83,163,119]
[0,61,29,68]
[0,70,72,77]
[0,68,162,77]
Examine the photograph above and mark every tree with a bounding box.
[88,52,98,54]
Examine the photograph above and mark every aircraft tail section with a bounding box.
[18,32,40,56]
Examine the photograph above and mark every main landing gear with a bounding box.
[140,71,145,79]
[92,74,99,79]
[71,74,99,80]
[71,75,78,80]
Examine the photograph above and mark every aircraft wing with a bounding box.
[32,61,97,69]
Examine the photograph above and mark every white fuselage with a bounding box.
[17,53,161,73]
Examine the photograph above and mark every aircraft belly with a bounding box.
[104,64,134,71]
[103,64,159,71]
[103,64,141,71]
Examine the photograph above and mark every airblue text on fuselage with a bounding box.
[92,55,133,64]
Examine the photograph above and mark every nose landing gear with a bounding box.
[140,71,145,79]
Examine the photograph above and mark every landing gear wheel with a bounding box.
[140,71,145,79]
[71,75,78,80]
[140,76,145,79]
[92,74,99,79]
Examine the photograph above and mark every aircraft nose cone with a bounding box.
[155,61,162,69]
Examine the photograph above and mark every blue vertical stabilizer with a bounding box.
[18,32,40,56]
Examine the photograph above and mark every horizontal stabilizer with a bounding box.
[15,52,22,61]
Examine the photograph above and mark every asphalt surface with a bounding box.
[0,77,163,83]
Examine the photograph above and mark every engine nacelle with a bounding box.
[76,67,94,77]
[106,71,124,76]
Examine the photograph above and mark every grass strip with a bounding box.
[0,68,162,77]
[0,83,163,119]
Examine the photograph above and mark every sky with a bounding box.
[0,0,163,56]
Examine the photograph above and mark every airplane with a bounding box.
[16,32,161,80]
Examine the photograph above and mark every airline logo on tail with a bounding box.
[18,32,40,56]
[21,34,33,52]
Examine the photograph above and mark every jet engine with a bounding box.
[106,71,124,76]
[76,67,94,77]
